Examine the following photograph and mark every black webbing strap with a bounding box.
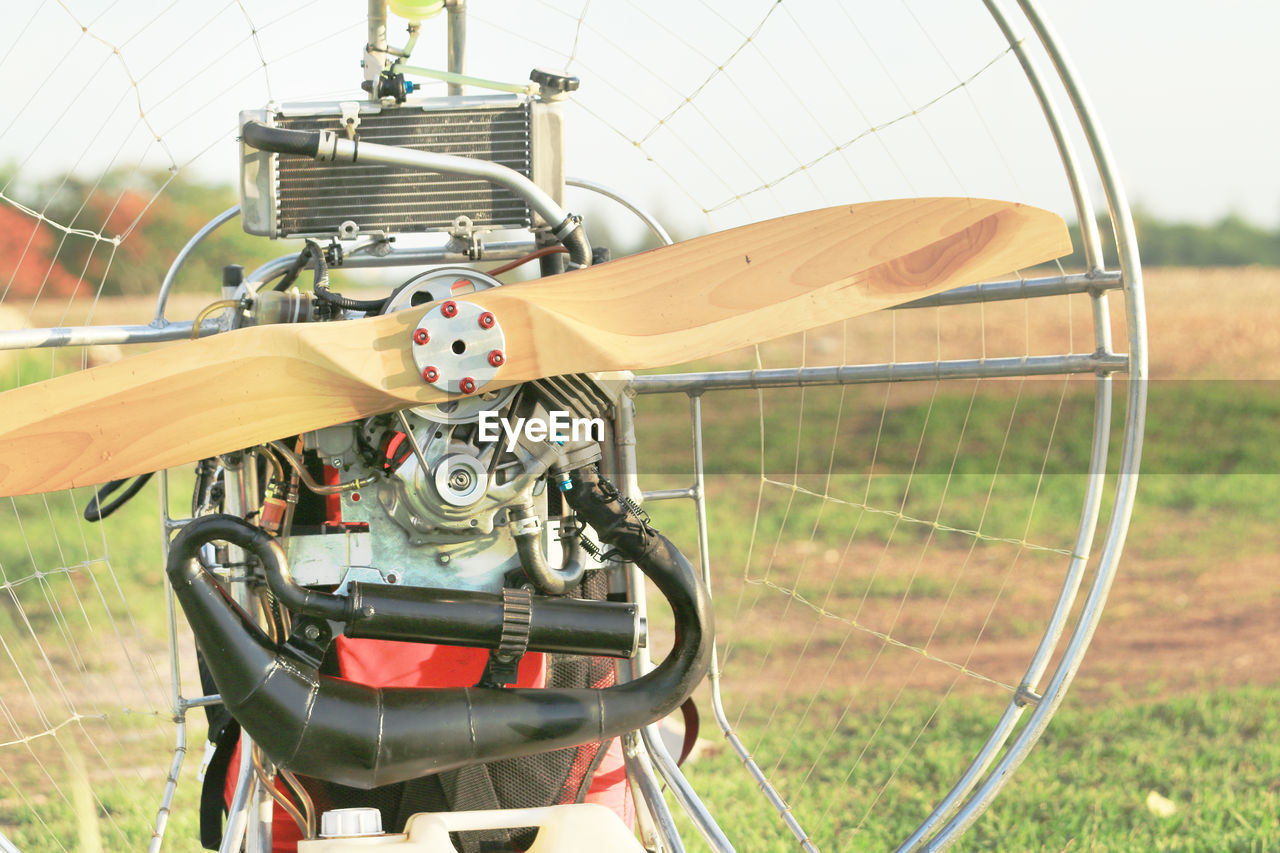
[199,721,241,850]
[439,764,508,853]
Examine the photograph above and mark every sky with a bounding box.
[1049,0,1279,226]
[1,0,1276,229]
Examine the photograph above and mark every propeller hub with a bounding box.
[410,299,506,396]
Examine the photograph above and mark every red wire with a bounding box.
[487,245,569,277]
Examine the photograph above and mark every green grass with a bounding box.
[634,378,1280,554]
[1,363,1277,850]
[673,684,1280,851]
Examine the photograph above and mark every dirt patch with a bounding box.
[710,512,1279,709]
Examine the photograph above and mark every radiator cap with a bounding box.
[320,808,384,838]
[530,68,580,97]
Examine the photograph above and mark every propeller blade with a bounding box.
[0,197,1068,496]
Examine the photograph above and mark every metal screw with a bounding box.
[440,553,451,564]
[330,457,342,468]
[441,300,458,318]
[478,311,495,329]
[303,624,321,640]
[423,365,439,382]
[413,327,430,344]
[488,349,505,367]
[459,377,477,394]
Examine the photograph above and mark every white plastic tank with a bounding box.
[299,804,646,853]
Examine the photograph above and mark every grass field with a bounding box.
[1,268,1277,851]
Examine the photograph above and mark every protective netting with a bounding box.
[0,2,1137,850]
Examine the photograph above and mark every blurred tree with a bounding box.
[1065,205,1280,268]
[0,202,86,300]
[32,169,285,298]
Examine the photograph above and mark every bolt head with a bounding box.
[423,366,439,383]
[413,327,429,345]
[478,311,495,329]
[441,300,458,318]
[488,349,505,367]
[459,377,477,394]
[303,624,321,640]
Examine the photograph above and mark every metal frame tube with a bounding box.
[919,2,1148,846]
[216,455,267,853]
[0,240,538,351]
[894,270,1121,310]
[243,239,537,286]
[688,394,813,852]
[0,322,213,351]
[981,0,1105,273]
[2,263,1112,353]
[632,352,1127,396]
[364,0,388,95]
[566,177,675,246]
[153,206,241,324]
[611,398,683,853]
[446,0,466,96]
[149,471,189,853]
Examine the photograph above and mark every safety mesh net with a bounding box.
[0,2,1133,850]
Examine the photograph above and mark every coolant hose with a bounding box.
[165,469,711,789]
[511,505,586,595]
[241,122,319,157]
[242,120,592,269]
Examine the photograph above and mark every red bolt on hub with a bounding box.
[459,377,477,394]
[441,300,458,318]
[478,311,496,329]
[413,328,430,345]
[487,349,505,367]
[422,366,439,383]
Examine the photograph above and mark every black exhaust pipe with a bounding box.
[166,466,711,789]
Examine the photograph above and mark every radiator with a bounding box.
[240,95,561,240]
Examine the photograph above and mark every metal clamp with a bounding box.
[479,587,534,687]
[495,587,534,662]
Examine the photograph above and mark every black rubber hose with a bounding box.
[242,121,320,157]
[298,241,387,314]
[84,472,153,522]
[511,506,586,595]
[556,217,592,269]
[165,470,712,789]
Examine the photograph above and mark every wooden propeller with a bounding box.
[0,197,1068,496]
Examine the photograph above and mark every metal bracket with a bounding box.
[283,616,333,670]
[339,101,362,139]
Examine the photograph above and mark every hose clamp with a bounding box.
[553,213,582,241]
[508,514,541,537]
[315,130,340,162]
[495,587,533,663]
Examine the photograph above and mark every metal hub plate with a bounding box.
[410,299,505,395]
